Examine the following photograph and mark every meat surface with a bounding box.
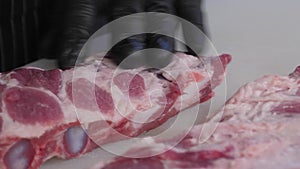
[0,53,231,169]
[91,66,300,169]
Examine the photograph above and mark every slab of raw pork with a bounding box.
[91,66,300,169]
[0,53,231,169]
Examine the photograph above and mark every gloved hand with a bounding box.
[175,0,206,56]
[107,0,206,69]
[57,0,206,69]
[57,0,111,69]
[106,0,146,69]
[144,0,177,68]
[56,0,96,69]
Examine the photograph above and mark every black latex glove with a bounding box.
[108,0,206,68]
[107,0,146,69]
[145,0,177,53]
[107,0,178,69]
[176,0,206,56]
[57,0,111,69]
[56,0,96,69]
[146,0,206,57]
[144,0,177,68]
[57,0,206,69]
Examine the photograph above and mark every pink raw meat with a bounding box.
[0,53,231,169]
[92,66,300,169]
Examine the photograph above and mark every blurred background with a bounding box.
[205,0,300,97]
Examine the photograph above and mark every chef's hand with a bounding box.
[108,0,206,69]
[57,0,206,69]
[107,0,177,69]
[105,0,146,69]
[176,0,206,56]
[57,0,99,69]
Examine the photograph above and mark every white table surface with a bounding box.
[40,0,300,168]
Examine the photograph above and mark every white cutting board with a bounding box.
[37,0,299,168]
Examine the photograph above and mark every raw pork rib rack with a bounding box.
[91,66,300,169]
[0,53,231,169]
